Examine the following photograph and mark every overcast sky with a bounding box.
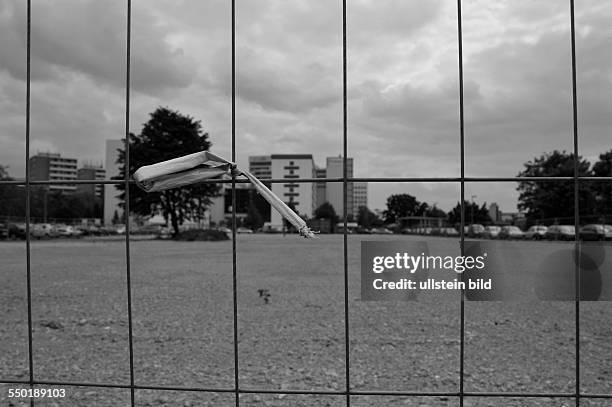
[0,0,610,212]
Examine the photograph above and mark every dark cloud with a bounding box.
[232,46,341,114]
[0,0,197,94]
[347,0,443,45]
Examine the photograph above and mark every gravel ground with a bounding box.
[1,235,611,406]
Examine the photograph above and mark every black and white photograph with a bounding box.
[1,0,611,406]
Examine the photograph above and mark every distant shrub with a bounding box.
[173,229,229,241]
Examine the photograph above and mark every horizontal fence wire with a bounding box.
[2,379,612,399]
[2,176,612,186]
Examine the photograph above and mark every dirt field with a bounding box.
[1,235,611,406]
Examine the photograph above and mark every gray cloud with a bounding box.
[0,0,197,94]
[232,46,341,114]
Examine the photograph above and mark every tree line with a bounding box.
[0,166,103,221]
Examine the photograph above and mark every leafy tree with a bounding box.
[243,203,264,230]
[0,166,26,218]
[516,150,593,223]
[0,165,10,180]
[592,149,612,216]
[447,201,491,225]
[112,210,121,225]
[314,202,339,224]
[116,107,221,236]
[593,150,612,176]
[426,204,447,218]
[282,201,299,233]
[45,191,102,220]
[356,205,383,229]
[383,193,423,224]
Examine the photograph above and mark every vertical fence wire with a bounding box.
[456,0,466,405]
[342,0,350,405]
[569,0,581,404]
[124,0,135,405]
[231,0,240,405]
[24,0,33,406]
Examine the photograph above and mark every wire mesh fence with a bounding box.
[1,0,612,406]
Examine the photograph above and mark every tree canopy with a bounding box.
[314,202,339,223]
[243,202,264,230]
[116,107,221,236]
[0,166,24,218]
[383,193,444,224]
[447,201,491,225]
[356,205,383,229]
[516,150,593,223]
[592,149,612,216]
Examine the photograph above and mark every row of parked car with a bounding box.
[0,222,127,240]
[453,224,612,241]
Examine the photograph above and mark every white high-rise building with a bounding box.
[325,156,353,218]
[314,166,327,210]
[353,181,368,217]
[248,155,272,180]
[246,154,363,227]
[270,154,315,228]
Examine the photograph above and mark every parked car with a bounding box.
[545,225,576,241]
[524,225,548,240]
[606,225,612,240]
[498,226,524,240]
[483,225,501,239]
[31,223,56,239]
[236,227,253,234]
[440,227,459,237]
[467,224,485,238]
[54,224,80,237]
[0,223,8,239]
[76,224,104,236]
[371,227,393,235]
[7,223,27,239]
[579,224,608,241]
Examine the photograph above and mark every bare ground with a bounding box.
[1,235,611,406]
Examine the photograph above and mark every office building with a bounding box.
[314,166,327,210]
[325,156,353,218]
[270,154,315,228]
[353,181,368,217]
[77,165,106,198]
[248,155,272,181]
[29,152,77,193]
[245,154,364,227]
